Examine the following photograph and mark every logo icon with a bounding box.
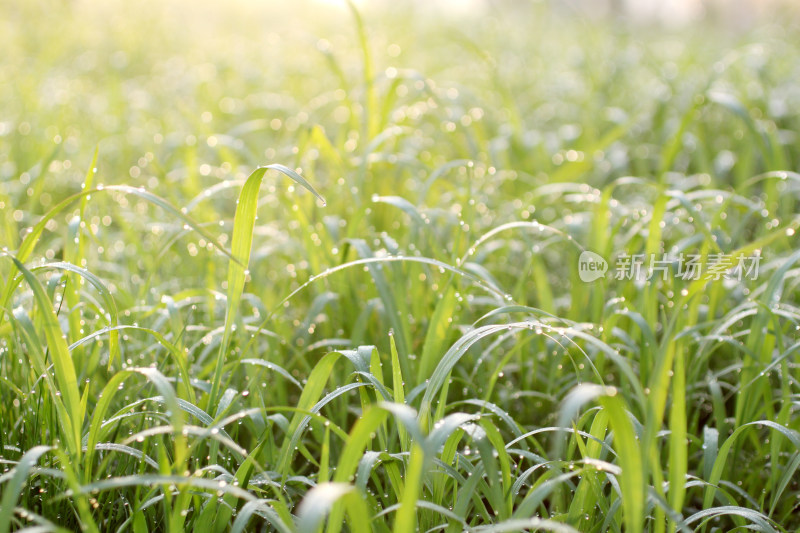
[578,251,608,282]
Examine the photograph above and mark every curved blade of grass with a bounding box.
[67,324,194,405]
[702,420,800,509]
[29,261,120,367]
[3,254,82,458]
[208,164,325,410]
[684,505,777,532]
[84,367,183,483]
[296,482,369,533]
[0,446,53,533]
[0,184,237,326]
[86,443,159,470]
[231,499,292,533]
[471,518,579,532]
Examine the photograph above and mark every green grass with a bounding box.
[2,0,800,531]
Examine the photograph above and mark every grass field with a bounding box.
[1,0,800,531]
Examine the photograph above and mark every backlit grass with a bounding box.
[1,0,800,531]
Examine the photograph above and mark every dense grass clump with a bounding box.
[1,0,800,531]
